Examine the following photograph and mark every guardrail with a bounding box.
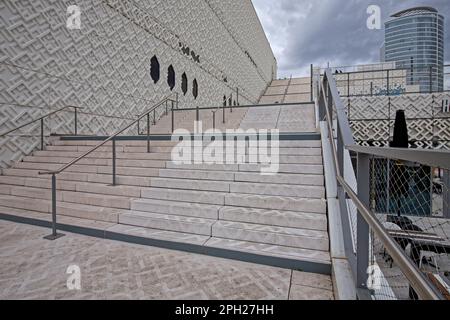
[0,105,83,149]
[318,68,448,300]
[321,64,449,97]
[38,93,177,240]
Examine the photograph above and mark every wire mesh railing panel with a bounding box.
[347,92,450,150]
[369,227,416,300]
[368,157,450,299]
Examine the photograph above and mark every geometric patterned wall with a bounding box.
[0,0,276,168]
[345,92,450,150]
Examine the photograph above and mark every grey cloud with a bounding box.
[253,0,450,78]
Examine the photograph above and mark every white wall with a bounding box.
[0,0,276,168]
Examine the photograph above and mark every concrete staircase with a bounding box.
[0,94,329,269]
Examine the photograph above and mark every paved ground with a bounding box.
[0,220,333,300]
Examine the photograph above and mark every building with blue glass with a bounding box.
[384,7,444,92]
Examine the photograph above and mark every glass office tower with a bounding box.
[384,7,444,92]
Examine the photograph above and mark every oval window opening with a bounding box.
[192,79,198,99]
[181,72,188,95]
[150,56,160,84]
[167,65,175,91]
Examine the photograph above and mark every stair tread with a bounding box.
[0,206,116,229]
[122,210,216,224]
[132,197,221,208]
[0,194,121,222]
[0,175,140,196]
[0,184,132,200]
[225,193,326,213]
[219,206,327,230]
[214,220,328,238]
[204,237,330,264]
[107,224,209,245]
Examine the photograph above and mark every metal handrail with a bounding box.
[172,101,313,112]
[39,94,176,176]
[347,145,450,170]
[37,93,177,240]
[0,105,82,137]
[319,68,442,300]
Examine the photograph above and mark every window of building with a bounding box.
[150,56,160,84]
[167,65,175,91]
[181,72,188,95]
[192,79,198,99]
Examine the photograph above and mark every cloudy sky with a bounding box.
[252,0,449,78]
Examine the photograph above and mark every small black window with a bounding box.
[181,72,188,95]
[192,79,198,99]
[150,56,160,83]
[167,65,175,91]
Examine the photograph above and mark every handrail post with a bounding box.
[310,64,313,101]
[429,65,433,93]
[176,92,179,110]
[223,101,226,124]
[43,174,65,240]
[147,113,150,153]
[196,106,199,122]
[171,100,175,133]
[386,70,390,96]
[347,72,350,97]
[137,116,140,135]
[112,138,116,186]
[40,118,44,150]
[74,107,78,136]
[153,109,156,125]
[165,100,168,115]
[212,111,216,130]
[356,152,370,295]
[443,170,450,218]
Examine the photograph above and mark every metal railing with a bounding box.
[37,93,178,240]
[324,64,449,97]
[318,68,448,299]
[0,105,82,149]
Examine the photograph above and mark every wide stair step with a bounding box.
[33,150,172,160]
[130,198,220,219]
[150,177,230,192]
[0,175,141,197]
[119,211,215,236]
[234,172,324,186]
[229,181,324,198]
[225,193,326,213]
[13,161,162,176]
[212,220,329,251]
[22,155,166,168]
[219,206,327,230]
[204,237,330,264]
[107,224,210,246]
[0,195,120,222]
[0,185,131,209]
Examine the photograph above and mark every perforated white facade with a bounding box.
[0,0,276,168]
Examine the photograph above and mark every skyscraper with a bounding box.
[384,6,444,92]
